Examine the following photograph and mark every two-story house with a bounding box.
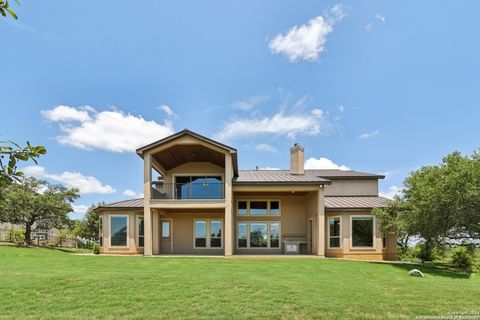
[97,129,396,260]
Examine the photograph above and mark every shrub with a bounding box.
[418,241,434,262]
[92,243,100,255]
[451,246,473,269]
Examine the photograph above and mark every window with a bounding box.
[162,221,170,238]
[99,216,103,246]
[195,220,207,248]
[250,201,268,215]
[351,216,374,248]
[237,223,247,248]
[236,200,281,216]
[328,217,341,248]
[382,233,387,249]
[110,215,128,247]
[174,176,223,199]
[237,201,247,215]
[137,216,144,247]
[270,201,280,215]
[194,219,223,249]
[210,220,222,248]
[236,222,281,248]
[270,222,280,248]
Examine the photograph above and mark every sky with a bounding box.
[1,1,479,219]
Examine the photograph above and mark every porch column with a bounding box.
[144,152,153,256]
[224,153,233,256]
[316,187,325,257]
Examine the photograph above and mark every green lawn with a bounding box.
[0,247,478,319]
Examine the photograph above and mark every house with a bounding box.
[97,129,396,260]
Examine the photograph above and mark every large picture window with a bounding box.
[236,221,281,248]
[194,219,223,249]
[174,176,223,199]
[110,215,128,247]
[236,200,281,216]
[328,217,341,248]
[351,216,374,248]
[137,216,144,248]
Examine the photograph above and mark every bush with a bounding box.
[451,246,473,269]
[418,241,434,262]
[92,243,100,255]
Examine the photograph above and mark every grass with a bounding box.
[0,247,478,319]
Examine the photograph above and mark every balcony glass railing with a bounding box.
[151,182,224,200]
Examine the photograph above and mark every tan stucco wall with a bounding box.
[161,162,225,184]
[99,210,144,255]
[324,210,396,261]
[324,179,379,196]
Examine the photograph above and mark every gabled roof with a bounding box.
[234,170,331,185]
[136,129,237,155]
[325,196,389,210]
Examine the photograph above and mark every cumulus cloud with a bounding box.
[123,189,143,198]
[255,143,278,153]
[304,157,351,170]
[358,130,379,139]
[268,4,347,62]
[232,95,269,111]
[72,204,89,214]
[157,104,177,118]
[380,186,402,199]
[214,108,328,141]
[42,105,175,152]
[24,165,116,194]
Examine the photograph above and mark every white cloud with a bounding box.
[41,105,92,122]
[123,189,143,198]
[215,108,327,141]
[268,4,347,62]
[375,14,386,23]
[42,105,175,152]
[358,130,380,139]
[157,104,177,118]
[365,22,373,32]
[24,165,116,194]
[380,186,402,199]
[304,157,351,170]
[338,105,345,112]
[255,143,278,153]
[72,204,89,214]
[232,95,269,111]
[259,167,281,170]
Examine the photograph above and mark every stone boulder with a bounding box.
[408,269,424,277]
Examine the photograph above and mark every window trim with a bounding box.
[235,200,281,216]
[136,215,144,248]
[236,221,282,249]
[327,216,342,249]
[193,218,224,249]
[109,214,129,248]
[350,215,376,250]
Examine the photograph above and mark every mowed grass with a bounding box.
[0,247,478,320]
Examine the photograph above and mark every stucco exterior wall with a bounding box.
[99,210,144,255]
[324,179,378,196]
[162,162,225,184]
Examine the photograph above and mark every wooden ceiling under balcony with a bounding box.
[152,144,225,171]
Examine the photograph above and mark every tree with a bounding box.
[0,141,46,189]
[0,0,19,19]
[376,150,480,259]
[72,204,102,241]
[0,177,79,245]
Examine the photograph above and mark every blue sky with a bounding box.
[1,1,479,219]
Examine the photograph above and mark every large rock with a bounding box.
[408,269,424,277]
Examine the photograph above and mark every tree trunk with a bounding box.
[25,223,32,245]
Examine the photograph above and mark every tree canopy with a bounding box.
[375,150,480,252]
[0,177,79,244]
[0,0,19,19]
[72,203,102,241]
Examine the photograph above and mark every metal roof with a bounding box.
[324,196,389,209]
[234,170,331,185]
[98,198,144,209]
[305,169,385,179]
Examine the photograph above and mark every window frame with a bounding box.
[193,218,224,249]
[109,214,129,248]
[136,215,144,248]
[235,221,282,249]
[327,216,342,249]
[350,215,376,249]
[235,200,281,216]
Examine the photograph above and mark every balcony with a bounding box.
[151,182,224,200]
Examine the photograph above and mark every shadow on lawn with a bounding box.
[385,262,473,279]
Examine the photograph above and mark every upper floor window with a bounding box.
[236,200,281,216]
[174,176,223,199]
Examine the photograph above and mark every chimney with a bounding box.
[290,143,304,175]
